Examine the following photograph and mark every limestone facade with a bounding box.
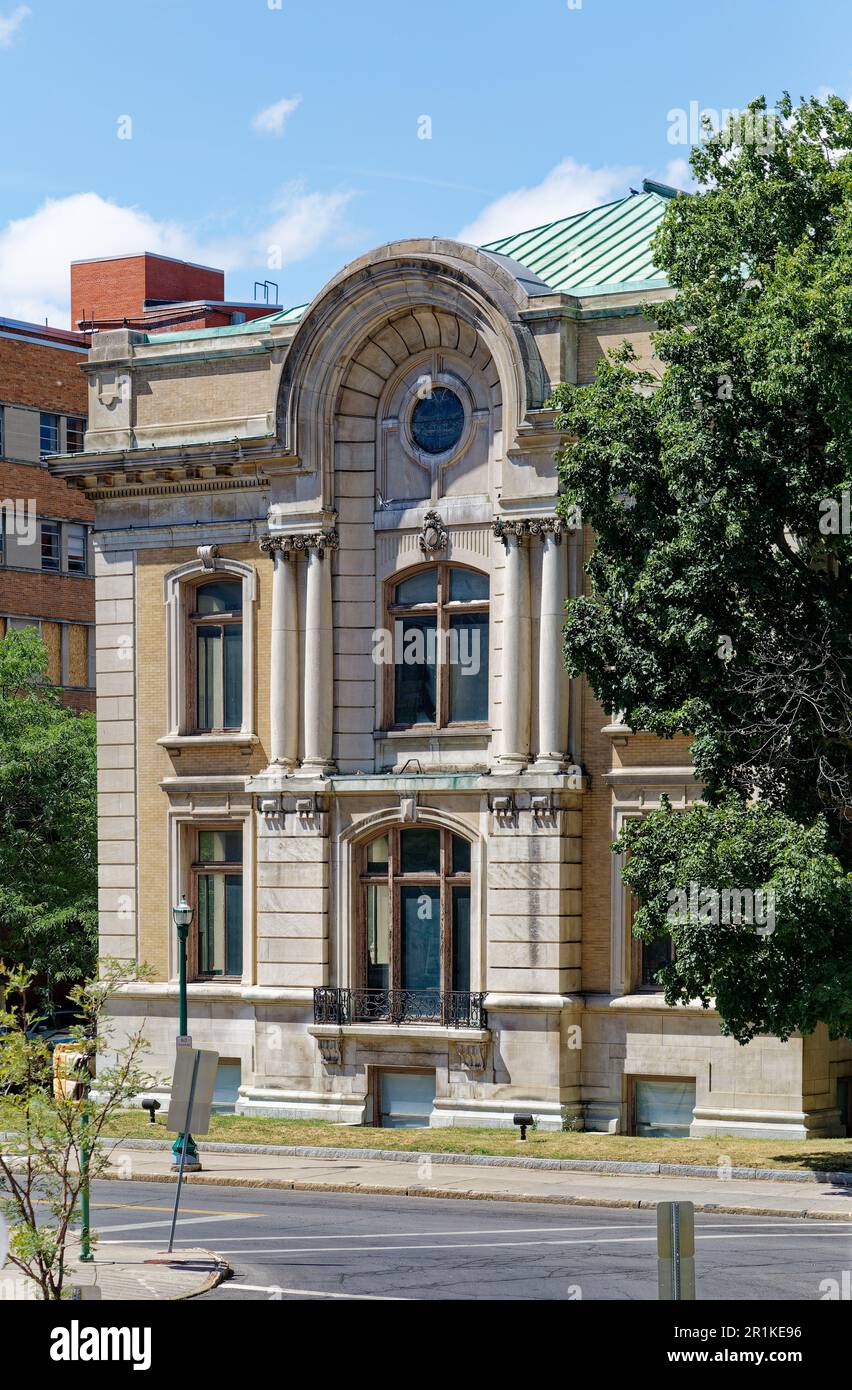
[51,238,851,1139]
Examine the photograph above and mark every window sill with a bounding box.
[377,727,490,739]
[158,732,258,750]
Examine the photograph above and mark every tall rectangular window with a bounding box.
[66,417,86,453]
[388,564,489,729]
[191,579,243,731]
[66,524,87,574]
[360,827,473,1005]
[193,828,243,978]
[41,520,60,571]
[39,413,59,458]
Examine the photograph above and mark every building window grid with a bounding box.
[66,417,86,453]
[66,523,87,574]
[40,519,60,572]
[39,413,60,459]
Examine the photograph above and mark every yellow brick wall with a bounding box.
[135,543,273,978]
[577,314,659,383]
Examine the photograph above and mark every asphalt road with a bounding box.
[86,1178,852,1301]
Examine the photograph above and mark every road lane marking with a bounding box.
[162,1218,852,1242]
[207,1229,852,1256]
[95,1213,259,1235]
[218,1283,408,1300]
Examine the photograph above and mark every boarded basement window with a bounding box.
[632,1078,696,1138]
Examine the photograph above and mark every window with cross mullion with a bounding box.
[360,827,472,1003]
[388,563,489,729]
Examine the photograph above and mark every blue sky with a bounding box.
[0,0,848,326]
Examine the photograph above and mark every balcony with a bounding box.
[313,987,487,1029]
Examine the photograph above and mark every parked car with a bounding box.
[25,1010,88,1052]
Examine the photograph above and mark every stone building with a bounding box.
[51,184,852,1137]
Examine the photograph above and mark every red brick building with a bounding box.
[71,252,280,334]
[1,252,276,710]
[0,317,95,708]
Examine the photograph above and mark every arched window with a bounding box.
[190,579,243,732]
[387,564,489,728]
[360,826,472,1003]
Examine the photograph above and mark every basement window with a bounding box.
[631,1078,696,1138]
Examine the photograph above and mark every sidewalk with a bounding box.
[0,1243,228,1301]
[101,1141,852,1221]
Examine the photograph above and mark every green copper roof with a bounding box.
[480,189,671,295]
[143,302,308,345]
[141,183,677,346]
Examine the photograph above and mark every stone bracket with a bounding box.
[452,1040,488,1071]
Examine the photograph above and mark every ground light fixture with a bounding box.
[513,1113,534,1141]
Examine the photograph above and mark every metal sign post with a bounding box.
[165,1046,218,1254]
[657,1200,696,1300]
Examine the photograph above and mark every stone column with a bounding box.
[299,528,337,777]
[534,519,569,770]
[263,539,300,769]
[494,519,531,770]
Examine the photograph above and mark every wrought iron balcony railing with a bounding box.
[313,987,487,1029]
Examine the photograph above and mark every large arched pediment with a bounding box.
[274,239,550,488]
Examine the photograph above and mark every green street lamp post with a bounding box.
[171,895,200,1170]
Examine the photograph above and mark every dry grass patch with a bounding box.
[101,1112,852,1173]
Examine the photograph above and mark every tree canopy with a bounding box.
[0,629,97,996]
[551,94,852,1039]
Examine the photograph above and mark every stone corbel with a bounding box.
[399,793,417,823]
[530,792,554,823]
[490,793,516,826]
[452,1040,488,1071]
[317,1035,343,1067]
[197,544,220,569]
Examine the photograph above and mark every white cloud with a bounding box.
[252,95,302,137]
[660,158,694,191]
[257,183,352,264]
[0,4,31,48]
[0,187,353,326]
[457,157,639,245]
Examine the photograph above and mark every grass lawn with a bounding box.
[101,1111,852,1173]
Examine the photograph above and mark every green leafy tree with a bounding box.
[0,629,98,998]
[551,95,852,1038]
[616,798,852,1043]
[0,960,150,1300]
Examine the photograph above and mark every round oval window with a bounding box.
[410,386,465,455]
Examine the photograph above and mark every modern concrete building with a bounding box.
[51,182,852,1138]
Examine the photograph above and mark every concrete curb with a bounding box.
[167,1251,231,1301]
[106,1136,852,1187]
[95,1166,852,1221]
